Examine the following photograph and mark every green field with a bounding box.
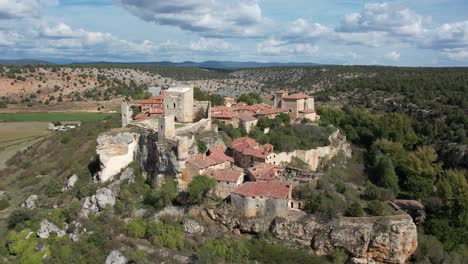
[0,122,50,169]
[0,112,116,122]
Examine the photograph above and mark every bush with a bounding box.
[367,200,385,216]
[197,140,207,154]
[364,182,395,201]
[197,238,249,264]
[144,180,177,209]
[0,199,10,210]
[8,209,33,229]
[345,202,364,217]
[46,178,62,197]
[146,221,184,249]
[329,247,348,264]
[188,175,217,204]
[126,217,147,238]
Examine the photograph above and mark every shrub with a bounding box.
[126,217,147,238]
[144,180,177,210]
[345,202,364,217]
[197,140,207,154]
[0,199,10,210]
[46,178,62,197]
[367,200,385,216]
[8,209,33,229]
[197,238,249,264]
[188,175,217,204]
[146,221,184,249]
[329,247,348,264]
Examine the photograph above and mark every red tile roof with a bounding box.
[232,181,291,199]
[282,93,309,100]
[231,137,273,159]
[133,99,164,105]
[208,145,234,163]
[149,107,164,114]
[205,168,243,183]
[186,154,220,170]
[235,112,257,122]
[134,113,149,120]
[212,112,236,119]
[248,163,282,181]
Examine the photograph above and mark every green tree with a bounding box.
[197,140,207,154]
[372,155,399,195]
[346,202,364,217]
[188,175,217,204]
[145,180,177,210]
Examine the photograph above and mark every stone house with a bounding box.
[231,181,292,217]
[205,168,244,199]
[231,137,275,168]
[247,162,283,182]
[182,145,233,183]
[272,91,318,120]
[234,113,258,133]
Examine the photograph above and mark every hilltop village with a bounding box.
[117,86,348,217]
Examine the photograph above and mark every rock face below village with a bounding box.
[209,207,417,264]
[96,132,140,182]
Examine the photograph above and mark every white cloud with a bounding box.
[337,3,424,36]
[257,39,319,56]
[190,38,234,52]
[115,0,272,38]
[443,48,468,60]
[385,51,401,61]
[0,0,43,19]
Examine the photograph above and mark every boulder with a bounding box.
[95,188,115,209]
[22,195,38,209]
[183,219,204,234]
[96,133,139,182]
[153,206,185,221]
[80,196,99,217]
[105,250,127,264]
[120,167,135,183]
[62,174,78,192]
[37,220,66,239]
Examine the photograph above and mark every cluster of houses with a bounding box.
[211,91,319,133]
[181,137,305,218]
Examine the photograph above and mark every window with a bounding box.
[173,103,176,108]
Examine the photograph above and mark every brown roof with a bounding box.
[248,163,282,181]
[235,112,257,122]
[205,168,243,183]
[186,154,220,170]
[282,93,309,100]
[208,145,234,163]
[232,181,291,199]
[212,112,236,119]
[231,137,273,159]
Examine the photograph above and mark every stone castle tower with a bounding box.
[163,86,194,123]
[158,115,176,140]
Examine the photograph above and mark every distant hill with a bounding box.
[0,59,53,65]
[73,60,322,69]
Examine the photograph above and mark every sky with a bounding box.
[0,0,468,66]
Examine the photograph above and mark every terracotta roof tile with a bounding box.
[235,112,257,122]
[205,168,243,183]
[232,181,291,199]
[248,163,282,181]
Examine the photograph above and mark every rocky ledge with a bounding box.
[207,206,417,264]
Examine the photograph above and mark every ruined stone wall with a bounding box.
[175,118,211,136]
[193,101,211,120]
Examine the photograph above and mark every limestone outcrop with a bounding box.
[96,132,139,182]
[62,174,78,192]
[208,207,417,264]
[22,194,38,209]
[37,220,66,239]
[105,250,127,264]
[80,187,118,217]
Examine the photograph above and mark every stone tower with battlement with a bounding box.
[163,86,194,123]
[158,115,176,140]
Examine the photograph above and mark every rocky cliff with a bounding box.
[208,207,417,264]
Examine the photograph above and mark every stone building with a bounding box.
[247,162,283,182]
[205,168,244,199]
[182,145,233,184]
[231,137,275,168]
[163,86,194,123]
[273,91,318,120]
[231,181,292,217]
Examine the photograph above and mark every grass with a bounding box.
[0,112,116,122]
[0,122,50,169]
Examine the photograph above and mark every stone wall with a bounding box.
[193,101,211,120]
[175,118,211,136]
[163,88,194,122]
[231,194,289,218]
